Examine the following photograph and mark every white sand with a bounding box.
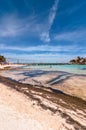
[53,76,86,100]
[0,83,67,130]
[0,64,24,69]
[0,82,86,130]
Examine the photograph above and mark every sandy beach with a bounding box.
[0,66,86,130]
[0,64,24,69]
[0,83,69,130]
[1,68,86,100]
[0,73,86,130]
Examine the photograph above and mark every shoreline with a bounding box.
[0,83,63,130]
[0,68,86,101]
[0,64,25,70]
[0,75,85,103]
[0,75,86,130]
[0,64,86,75]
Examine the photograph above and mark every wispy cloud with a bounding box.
[58,1,85,17]
[0,14,37,37]
[69,1,86,17]
[0,14,23,37]
[40,0,59,42]
[1,52,86,63]
[0,0,59,42]
[0,44,85,53]
[49,0,59,26]
[54,30,86,43]
[0,44,74,52]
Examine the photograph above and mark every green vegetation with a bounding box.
[70,56,86,64]
[0,55,6,63]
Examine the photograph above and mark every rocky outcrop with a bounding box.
[70,56,86,64]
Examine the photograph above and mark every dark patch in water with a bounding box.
[80,68,86,70]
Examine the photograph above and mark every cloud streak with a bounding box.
[0,14,38,37]
[0,0,59,43]
[40,0,59,42]
[0,44,85,53]
[54,29,86,43]
[1,52,86,63]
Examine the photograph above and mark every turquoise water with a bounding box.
[23,64,86,75]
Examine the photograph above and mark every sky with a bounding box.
[0,0,86,63]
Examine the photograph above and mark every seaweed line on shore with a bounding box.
[0,75,86,130]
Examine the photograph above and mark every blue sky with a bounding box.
[0,0,86,63]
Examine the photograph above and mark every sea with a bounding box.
[23,64,86,75]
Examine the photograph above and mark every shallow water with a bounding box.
[23,64,86,75]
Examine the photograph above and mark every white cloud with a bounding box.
[0,52,75,63]
[40,0,59,42]
[0,0,59,42]
[40,32,50,42]
[0,13,39,37]
[0,44,79,52]
[48,0,59,26]
[0,44,86,55]
[54,30,86,42]
[1,52,86,63]
[0,14,22,37]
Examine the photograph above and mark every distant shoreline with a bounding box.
[24,63,86,66]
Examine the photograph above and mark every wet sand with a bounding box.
[1,69,86,100]
[0,75,86,130]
